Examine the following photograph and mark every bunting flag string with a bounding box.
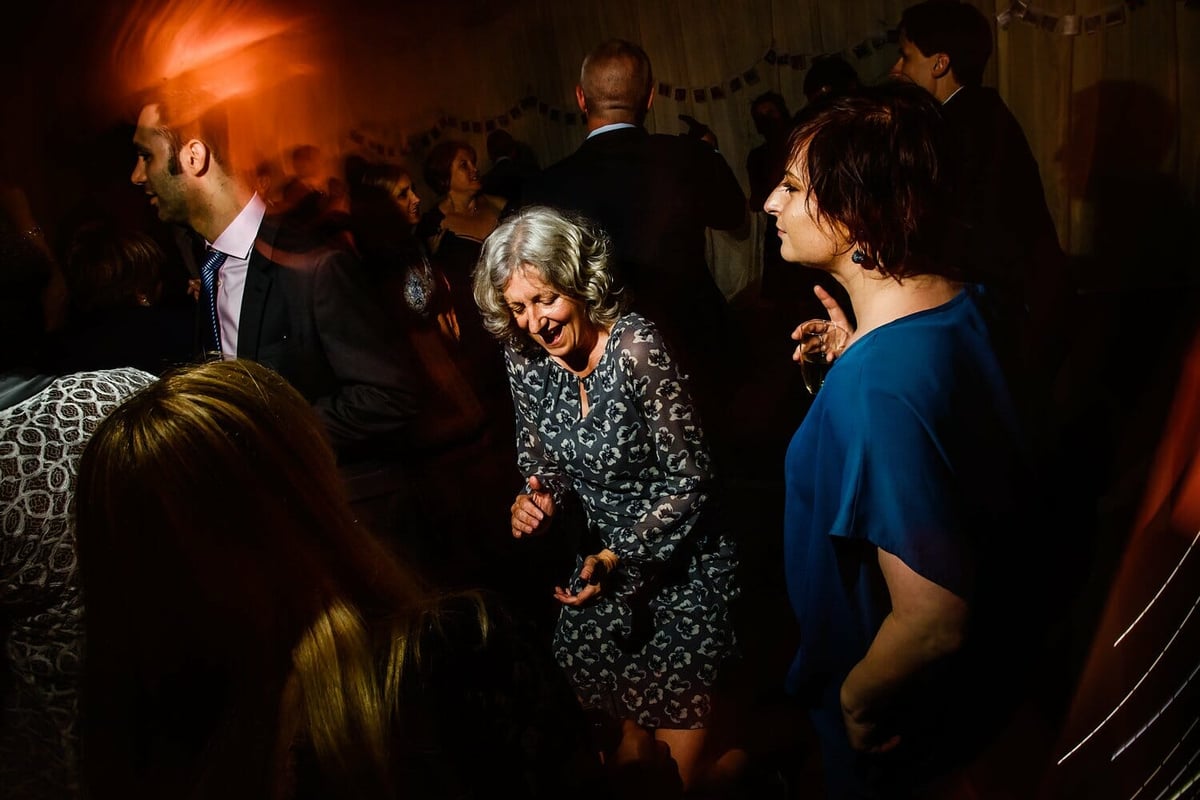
[348,0,1194,158]
[997,0,1194,34]
[347,23,900,158]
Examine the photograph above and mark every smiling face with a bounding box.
[448,148,481,194]
[131,104,190,225]
[502,265,596,365]
[763,148,845,268]
[390,173,422,224]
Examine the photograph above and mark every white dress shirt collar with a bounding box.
[210,193,267,258]
[587,122,639,140]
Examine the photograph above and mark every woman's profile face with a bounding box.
[763,149,844,267]
[390,173,422,224]
[448,149,481,194]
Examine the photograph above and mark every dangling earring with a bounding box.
[849,248,878,271]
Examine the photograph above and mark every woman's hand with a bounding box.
[792,285,856,362]
[841,704,901,754]
[511,475,556,538]
[554,549,618,606]
[839,548,968,754]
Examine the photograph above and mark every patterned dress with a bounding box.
[507,312,739,729]
[0,368,156,798]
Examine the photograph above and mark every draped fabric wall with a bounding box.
[341,0,908,298]
[8,0,1195,297]
[337,0,1196,299]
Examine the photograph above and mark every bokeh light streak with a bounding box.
[1059,591,1200,765]
[1126,717,1197,799]
[1115,669,1199,762]
[1115,529,1200,647]
[1159,764,1200,800]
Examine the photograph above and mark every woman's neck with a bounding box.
[555,325,610,378]
[838,266,961,344]
[446,191,478,216]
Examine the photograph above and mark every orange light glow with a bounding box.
[105,0,345,184]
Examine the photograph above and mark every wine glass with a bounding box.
[797,319,851,395]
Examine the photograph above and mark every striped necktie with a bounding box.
[200,248,228,354]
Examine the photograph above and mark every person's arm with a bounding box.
[792,284,856,362]
[603,322,712,587]
[839,548,970,753]
[309,248,420,450]
[507,348,572,537]
[696,140,747,232]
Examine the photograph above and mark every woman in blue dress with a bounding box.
[474,206,740,792]
[765,83,1035,797]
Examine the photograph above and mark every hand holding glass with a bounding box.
[795,319,850,395]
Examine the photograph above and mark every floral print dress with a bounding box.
[507,312,739,729]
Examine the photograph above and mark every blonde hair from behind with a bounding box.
[75,359,486,798]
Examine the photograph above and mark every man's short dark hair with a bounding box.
[580,39,654,123]
[900,0,993,87]
[139,86,233,174]
[486,130,516,162]
[751,91,789,120]
[803,55,860,101]
[787,82,954,280]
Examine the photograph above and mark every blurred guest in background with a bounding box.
[417,140,510,425]
[347,160,488,483]
[1,223,155,799]
[280,143,347,230]
[482,129,539,207]
[418,139,505,264]
[56,222,192,374]
[802,54,860,105]
[745,91,793,301]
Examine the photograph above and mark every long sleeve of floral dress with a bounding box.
[506,313,716,598]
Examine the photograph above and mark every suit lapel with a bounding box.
[237,224,279,360]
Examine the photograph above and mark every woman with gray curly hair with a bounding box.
[474,205,741,792]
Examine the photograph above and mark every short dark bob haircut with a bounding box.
[423,140,475,197]
[787,80,955,280]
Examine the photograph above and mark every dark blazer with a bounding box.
[235,217,418,464]
[521,127,746,363]
[941,85,1071,404]
[941,85,1067,301]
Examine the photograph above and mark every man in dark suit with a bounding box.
[892,0,1070,386]
[130,90,418,531]
[522,39,746,405]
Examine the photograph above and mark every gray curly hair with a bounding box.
[473,206,626,351]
